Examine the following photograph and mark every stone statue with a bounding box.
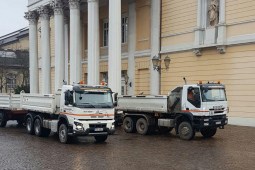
[208,0,219,27]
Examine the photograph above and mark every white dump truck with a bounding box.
[0,84,115,144]
[117,82,228,140]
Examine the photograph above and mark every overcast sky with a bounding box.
[0,0,28,37]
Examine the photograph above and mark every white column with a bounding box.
[64,17,69,84]
[150,0,161,95]
[25,11,39,93]
[87,0,100,85]
[127,0,136,95]
[108,0,122,94]
[53,0,65,92]
[194,0,203,47]
[38,6,51,94]
[217,0,226,45]
[69,0,81,84]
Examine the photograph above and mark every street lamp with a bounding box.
[152,55,171,71]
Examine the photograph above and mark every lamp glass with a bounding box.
[152,56,160,69]
[164,56,171,69]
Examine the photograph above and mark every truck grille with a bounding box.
[89,124,107,128]
[209,108,225,114]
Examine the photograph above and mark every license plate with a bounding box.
[95,128,104,132]
[216,121,221,125]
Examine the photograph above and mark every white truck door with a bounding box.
[182,86,202,111]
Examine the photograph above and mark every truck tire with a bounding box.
[26,116,34,135]
[34,118,43,137]
[0,112,7,128]
[94,135,108,143]
[34,117,51,137]
[136,118,149,135]
[123,117,136,133]
[178,121,195,140]
[58,123,72,144]
[201,128,217,138]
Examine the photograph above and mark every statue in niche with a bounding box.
[208,0,219,27]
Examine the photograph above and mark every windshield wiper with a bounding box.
[98,103,113,108]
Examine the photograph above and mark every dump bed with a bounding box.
[0,94,21,110]
[117,95,168,113]
[20,94,56,114]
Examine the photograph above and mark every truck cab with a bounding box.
[171,82,228,139]
[182,83,228,116]
[59,85,115,138]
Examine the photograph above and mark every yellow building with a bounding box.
[25,0,255,126]
[0,28,29,93]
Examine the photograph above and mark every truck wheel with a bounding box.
[34,118,44,137]
[94,135,108,143]
[0,112,7,128]
[26,116,34,135]
[136,118,149,135]
[201,128,217,138]
[123,117,136,133]
[178,121,195,140]
[59,124,72,144]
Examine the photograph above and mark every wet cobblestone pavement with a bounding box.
[0,122,255,170]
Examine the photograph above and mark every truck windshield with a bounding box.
[75,91,113,108]
[201,88,227,102]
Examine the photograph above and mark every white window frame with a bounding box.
[102,15,129,47]
[103,19,109,47]
[121,15,128,44]
[6,73,16,89]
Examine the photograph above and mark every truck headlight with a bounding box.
[74,122,84,131]
[111,122,115,129]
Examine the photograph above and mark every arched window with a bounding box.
[6,73,16,90]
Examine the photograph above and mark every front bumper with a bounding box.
[70,120,115,136]
[193,115,228,130]
[72,127,114,136]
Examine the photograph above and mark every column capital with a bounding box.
[37,6,51,20]
[24,11,38,24]
[50,0,64,15]
[69,0,80,9]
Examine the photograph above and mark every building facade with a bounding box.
[25,0,255,126]
[0,28,29,93]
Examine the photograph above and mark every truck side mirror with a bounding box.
[65,101,69,105]
[113,93,118,102]
[113,101,117,107]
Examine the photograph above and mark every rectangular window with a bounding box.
[100,72,108,84]
[6,78,16,89]
[103,20,109,47]
[102,15,128,47]
[121,16,128,43]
